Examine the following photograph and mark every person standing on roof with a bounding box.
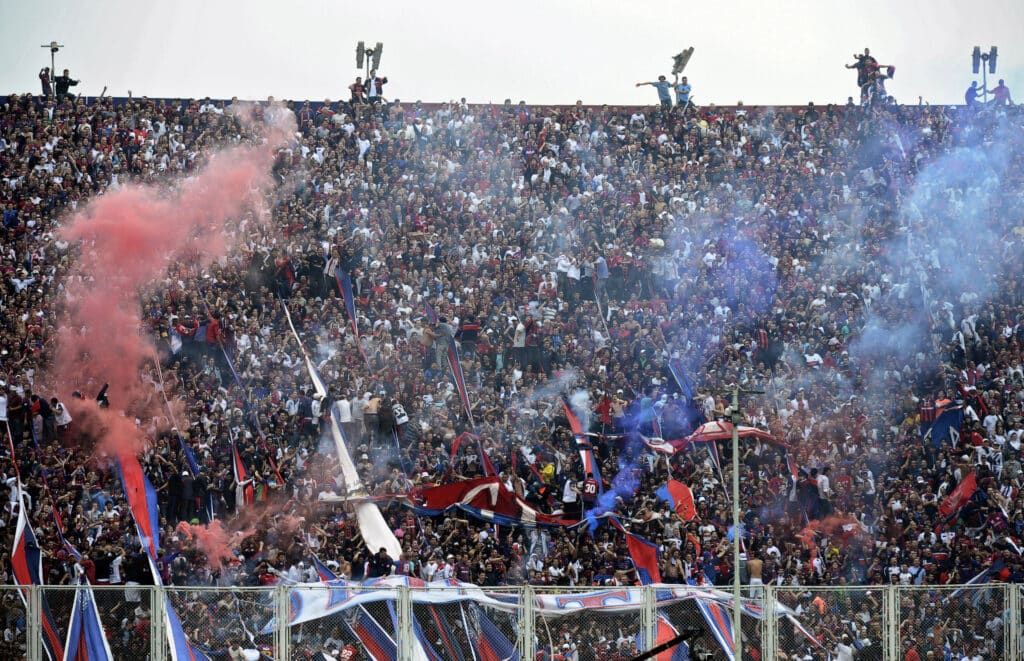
[636,75,673,110]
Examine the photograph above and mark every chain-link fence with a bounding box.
[898,584,1007,661]
[772,585,886,660]
[0,586,28,661]
[531,586,649,661]
[286,584,395,661]
[166,585,278,657]
[5,582,1023,660]
[658,587,766,661]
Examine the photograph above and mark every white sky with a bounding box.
[1,0,1022,106]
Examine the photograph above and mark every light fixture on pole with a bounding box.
[40,41,64,83]
[355,41,384,81]
[726,384,764,661]
[971,46,998,103]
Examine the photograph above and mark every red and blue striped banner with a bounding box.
[639,611,690,661]
[695,599,735,661]
[473,604,519,661]
[334,270,373,370]
[668,358,695,401]
[115,452,211,661]
[345,605,398,661]
[312,554,339,582]
[11,489,65,661]
[62,587,115,661]
[562,398,602,493]
[115,452,162,560]
[424,301,476,429]
[428,605,465,661]
[231,442,255,508]
[609,517,662,584]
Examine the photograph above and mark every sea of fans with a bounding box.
[0,77,1023,661]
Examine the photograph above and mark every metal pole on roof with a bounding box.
[41,41,63,95]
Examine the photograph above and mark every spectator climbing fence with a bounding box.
[1,583,1020,660]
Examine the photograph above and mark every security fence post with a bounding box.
[397,584,414,661]
[762,584,776,661]
[26,585,41,661]
[1006,584,1019,661]
[641,584,657,653]
[884,585,899,661]
[276,584,291,661]
[151,585,167,661]
[518,585,536,661]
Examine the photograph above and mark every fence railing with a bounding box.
[1,582,1021,660]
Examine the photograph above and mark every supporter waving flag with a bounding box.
[232,441,255,509]
[656,479,698,521]
[563,396,603,494]
[609,516,662,584]
[424,300,476,430]
[938,470,977,519]
[115,451,211,661]
[923,401,964,447]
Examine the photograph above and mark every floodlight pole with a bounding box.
[41,41,64,92]
[731,386,742,660]
[726,384,764,660]
[981,53,990,104]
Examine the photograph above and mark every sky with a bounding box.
[1,0,1022,106]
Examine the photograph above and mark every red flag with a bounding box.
[659,479,697,521]
[939,471,977,518]
[686,532,702,558]
[610,517,662,584]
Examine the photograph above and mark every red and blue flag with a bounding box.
[473,605,519,661]
[656,480,697,521]
[345,606,398,661]
[563,398,602,493]
[11,491,65,661]
[695,599,735,661]
[424,301,476,429]
[610,517,662,584]
[62,587,115,661]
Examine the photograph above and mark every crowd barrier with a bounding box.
[0,582,1020,660]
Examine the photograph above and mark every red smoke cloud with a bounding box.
[51,106,295,457]
[176,520,256,570]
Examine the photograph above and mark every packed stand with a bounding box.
[0,83,1023,660]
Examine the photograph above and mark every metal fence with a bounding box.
[4,583,1022,660]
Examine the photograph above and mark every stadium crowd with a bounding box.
[0,78,1023,661]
